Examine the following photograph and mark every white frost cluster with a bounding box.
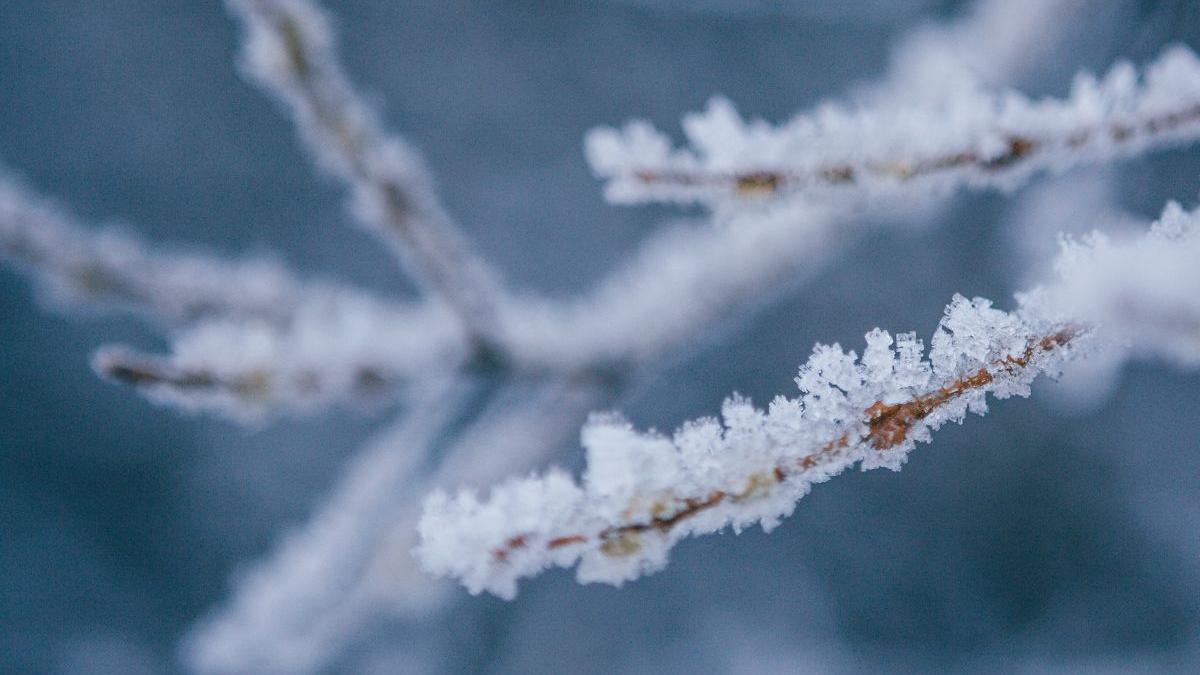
[417,296,1081,598]
[1022,201,1200,369]
[93,299,466,421]
[586,46,1200,206]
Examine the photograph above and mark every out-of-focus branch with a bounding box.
[184,376,612,674]
[95,348,250,395]
[93,297,468,421]
[182,379,468,674]
[872,0,1094,101]
[500,201,847,370]
[587,47,1200,206]
[225,0,508,356]
[0,175,397,326]
[1021,201,1200,368]
[0,172,472,421]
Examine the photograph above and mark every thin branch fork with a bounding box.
[487,323,1083,564]
[232,0,509,358]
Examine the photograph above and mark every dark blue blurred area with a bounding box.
[2,1,1199,673]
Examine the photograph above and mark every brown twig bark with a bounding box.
[489,324,1082,563]
[632,105,1200,198]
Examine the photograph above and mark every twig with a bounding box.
[0,175,395,325]
[227,0,508,356]
[588,47,1200,206]
[492,327,1081,568]
[630,105,1200,198]
[417,295,1089,598]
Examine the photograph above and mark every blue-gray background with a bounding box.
[2,1,1198,673]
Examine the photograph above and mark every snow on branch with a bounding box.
[226,0,508,353]
[183,382,468,674]
[1023,201,1200,369]
[0,174,468,421]
[586,46,1200,207]
[417,296,1086,598]
[91,299,466,421]
[873,0,1093,101]
[500,202,846,369]
[0,174,385,325]
[184,378,611,674]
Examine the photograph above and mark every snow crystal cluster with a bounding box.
[1021,201,1200,369]
[417,295,1082,598]
[586,46,1200,207]
[872,0,1094,103]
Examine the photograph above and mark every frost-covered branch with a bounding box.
[1022,201,1200,369]
[92,299,466,421]
[418,296,1085,598]
[0,175,389,325]
[587,47,1200,207]
[0,173,477,421]
[226,0,508,354]
[501,202,846,369]
[185,377,611,673]
[182,381,468,674]
[872,0,1093,101]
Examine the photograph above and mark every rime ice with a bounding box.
[1022,202,1200,369]
[416,295,1086,598]
[587,47,1200,208]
